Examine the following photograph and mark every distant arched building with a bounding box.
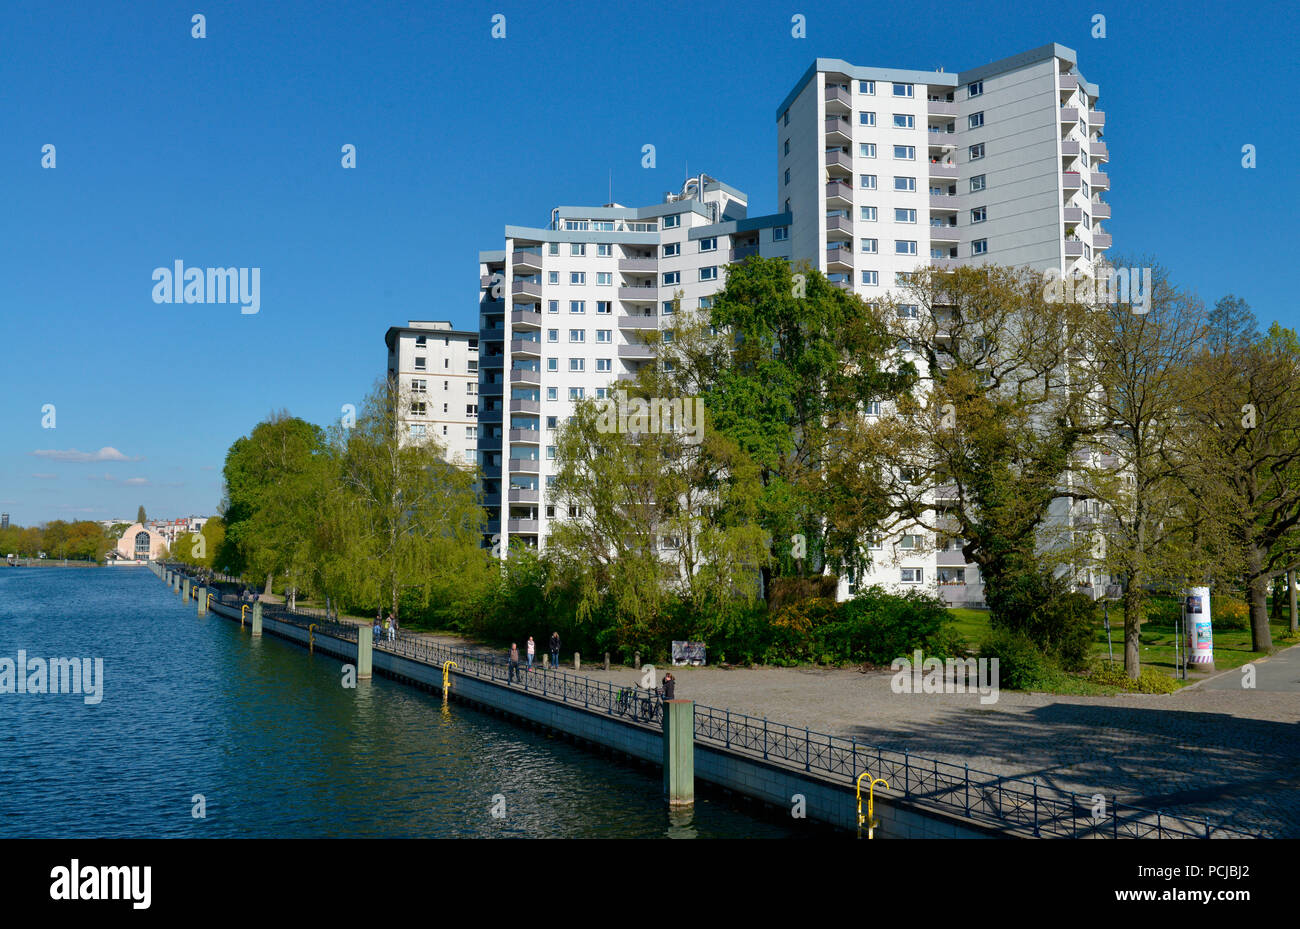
[114,523,166,561]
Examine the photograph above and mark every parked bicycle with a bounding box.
[614,684,663,724]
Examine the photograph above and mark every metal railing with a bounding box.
[166,564,1265,839]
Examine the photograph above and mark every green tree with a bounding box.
[137,505,147,526]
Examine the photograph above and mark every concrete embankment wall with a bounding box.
[206,599,995,838]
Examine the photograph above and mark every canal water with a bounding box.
[0,568,810,838]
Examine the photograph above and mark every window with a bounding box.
[570,300,585,313]
[894,176,916,192]
[596,329,611,343]
[661,330,674,344]
[546,271,559,285]
[466,382,477,394]
[663,271,680,285]
[893,145,915,160]
[570,243,585,256]
[971,238,988,255]
[895,240,917,255]
[662,300,676,315]
[467,360,477,372]
[784,168,791,186]
[466,404,477,416]
[662,242,680,258]
[860,237,878,253]
[663,214,681,229]
[414,356,426,370]
[968,80,983,98]
[861,270,878,285]
[570,272,585,285]
[547,329,558,342]
[866,400,882,416]
[546,387,558,400]
[569,358,584,372]
[895,208,916,223]
[568,329,585,342]
[968,111,984,129]
[773,226,789,241]
[699,296,715,310]
[893,114,914,129]
[596,358,611,372]
[859,111,876,126]
[897,304,919,319]
[548,299,559,313]
[859,206,877,221]
[938,568,966,585]
[597,243,612,257]
[783,108,789,126]
[969,143,985,160]
[409,423,425,437]
[409,401,427,416]
[548,242,559,255]
[546,357,558,371]
[860,174,877,189]
[970,206,986,224]
[568,387,584,400]
[899,533,924,549]
[970,174,986,192]
[411,378,427,393]
[784,139,790,155]
[546,416,557,429]
[699,237,717,252]
[596,301,611,314]
[415,335,427,348]
[596,272,612,286]
[595,388,607,399]
[901,568,924,584]
[892,82,914,98]
[859,80,875,95]
[859,142,876,158]
[700,266,718,281]
[546,446,556,460]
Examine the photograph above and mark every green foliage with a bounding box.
[990,579,1094,670]
[1211,594,1250,630]
[0,520,114,562]
[1088,661,1180,694]
[979,629,1060,691]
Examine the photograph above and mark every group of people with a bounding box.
[507,632,561,682]
[372,610,398,643]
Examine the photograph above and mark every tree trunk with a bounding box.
[1271,575,1283,619]
[1290,569,1298,635]
[1122,583,1142,681]
[1245,545,1273,652]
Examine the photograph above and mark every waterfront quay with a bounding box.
[158,563,1273,839]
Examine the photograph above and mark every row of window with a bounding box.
[412,357,477,372]
[410,378,477,392]
[407,403,477,417]
[537,328,675,344]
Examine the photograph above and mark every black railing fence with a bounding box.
[165,564,1265,839]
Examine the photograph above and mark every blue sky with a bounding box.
[1,0,1295,525]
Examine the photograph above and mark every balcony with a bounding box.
[729,243,759,262]
[1091,201,1111,220]
[929,224,959,243]
[931,259,960,272]
[825,244,853,271]
[480,354,504,368]
[508,458,540,473]
[1093,233,1112,250]
[826,179,854,207]
[928,161,958,180]
[1062,171,1082,190]
[1063,207,1082,225]
[1089,110,1106,129]
[1061,140,1080,158]
[510,309,542,328]
[1059,106,1079,124]
[510,338,541,356]
[618,257,657,272]
[1059,75,1078,93]
[508,488,539,504]
[507,519,539,534]
[825,214,853,238]
[825,116,852,144]
[511,249,543,271]
[825,149,852,173]
[508,428,540,444]
[477,408,502,422]
[509,369,541,386]
[509,399,540,414]
[618,315,658,330]
[1091,171,1109,190]
[618,285,657,303]
[927,101,957,117]
[1064,240,1084,258]
[929,193,961,211]
[1090,141,1109,161]
[480,273,496,290]
[825,84,852,110]
[618,343,655,359]
[511,280,542,300]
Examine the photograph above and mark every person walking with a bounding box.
[373,616,382,641]
[662,672,676,701]
[549,631,560,670]
[526,636,535,670]
[508,643,520,683]
[391,613,399,641]
[386,612,396,643]
[382,614,391,644]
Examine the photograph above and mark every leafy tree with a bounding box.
[137,506,147,526]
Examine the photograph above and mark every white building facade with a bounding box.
[385,320,480,465]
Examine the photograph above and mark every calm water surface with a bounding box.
[0,568,812,838]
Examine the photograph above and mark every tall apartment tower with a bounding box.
[777,43,1109,606]
[385,320,480,465]
[476,176,791,553]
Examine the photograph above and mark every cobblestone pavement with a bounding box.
[410,633,1299,837]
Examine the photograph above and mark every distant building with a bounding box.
[115,523,167,561]
[385,320,480,465]
[1,513,8,530]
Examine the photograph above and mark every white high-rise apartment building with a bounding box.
[475,176,791,552]
[778,43,1110,605]
[385,320,480,465]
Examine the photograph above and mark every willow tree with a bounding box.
[320,379,489,621]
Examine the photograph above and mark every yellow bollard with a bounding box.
[241,605,247,628]
[856,773,890,839]
[442,660,458,701]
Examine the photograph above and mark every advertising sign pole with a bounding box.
[1183,585,1214,675]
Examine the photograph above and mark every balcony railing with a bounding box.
[507,458,540,473]
[618,315,658,329]
[824,116,851,140]
[927,101,957,117]
[510,338,541,354]
[825,85,852,108]
[618,257,657,272]
[928,162,958,180]
[1062,171,1082,189]
[509,399,540,413]
[1091,171,1109,190]
[510,309,541,327]
[825,214,853,236]
[825,149,852,171]
[617,285,658,302]
[729,244,759,262]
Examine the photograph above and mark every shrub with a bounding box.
[1210,595,1250,631]
[992,576,1095,671]
[1088,661,1179,694]
[835,586,961,665]
[979,629,1059,691]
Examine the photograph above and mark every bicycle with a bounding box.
[615,685,664,724]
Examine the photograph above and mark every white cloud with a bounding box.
[31,473,57,480]
[31,446,142,463]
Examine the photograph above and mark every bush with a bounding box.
[992,578,1095,671]
[1210,595,1250,631]
[833,586,962,665]
[1088,661,1179,694]
[979,629,1059,691]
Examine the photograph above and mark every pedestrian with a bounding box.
[382,615,391,644]
[391,614,399,640]
[373,616,381,640]
[526,636,535,670]
[508,642,520,683]
[549,631,560,670]
[662,672,676,701]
